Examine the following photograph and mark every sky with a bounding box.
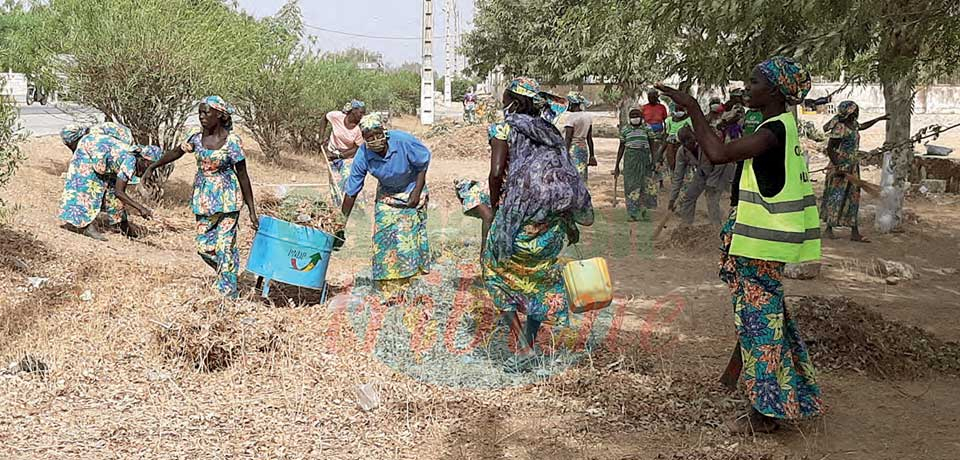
[235,0,475,71]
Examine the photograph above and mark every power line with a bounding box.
[301,23,421,41]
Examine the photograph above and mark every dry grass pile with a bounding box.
[661,223,719,252]
[422,122,489,159]
[154,297,288,372]
[258,188,345,234]
[792,296,960,379]
[655,450,775,460]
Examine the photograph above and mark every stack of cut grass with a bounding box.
[154,296,287,372]
[259,188,346,235]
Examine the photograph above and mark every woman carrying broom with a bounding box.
[820,101,888,242]
[657,56,823,433]
[485,77,593,372]
[144,96,259,298]
[59,122,163,241]
[339,114,432,286]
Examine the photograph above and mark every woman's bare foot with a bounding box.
[851,228,871,243]
[726,409,779,434]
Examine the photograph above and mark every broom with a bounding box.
[845,173,882,198]
[652,210,674,240]
[612,173,619,208]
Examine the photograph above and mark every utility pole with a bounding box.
[443,0,454,105]
[420,0,435,125]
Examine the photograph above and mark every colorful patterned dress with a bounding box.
[820,119,861,228]
[719,212,823,420]
[343,130,432,282]
[59,123,142,228]
[619,124,657,221]
[483,117,593,324]
[454,179,491,218]
[185,128,247,298]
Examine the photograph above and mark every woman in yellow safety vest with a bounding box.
[657,56,822,434]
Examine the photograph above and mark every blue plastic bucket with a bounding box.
[246,216,334,297]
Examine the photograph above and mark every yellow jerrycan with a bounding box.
[561,250,613,314]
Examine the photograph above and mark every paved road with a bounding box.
[15,103,201,138]
[16,103,104,137]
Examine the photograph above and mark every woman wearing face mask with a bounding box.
[145,96,259,298]
[339,114,431,285]
[318,100,366,206]
[486,77,593,372]
[663,109,692,172]
[614,108,658,221]
[658,56,823,434]
[59,122,162,241]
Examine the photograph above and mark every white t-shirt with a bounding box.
[564,112,593,144]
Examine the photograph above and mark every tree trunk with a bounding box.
[617,84,638,128]
[875,74,914,233]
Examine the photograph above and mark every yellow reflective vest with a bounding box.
[729,112,821,263]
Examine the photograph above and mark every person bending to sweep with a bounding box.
[657,55,823,434]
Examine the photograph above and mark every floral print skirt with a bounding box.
[570,142,589,183]
[482,217,570,325]
[622,148,658,221]
[820,166,860,228]
[60,155,127,228]
[372,188,431,281]
[196,212,241,298]
[720,211,823,420]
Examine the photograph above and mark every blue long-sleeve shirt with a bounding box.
[343,130,431,197]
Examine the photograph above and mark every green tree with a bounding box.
[14,0,270,199]
[0,77,25,216]
[232,0,305,160]
[0,1,38,73]
[465,0,675,122]
[650,0,960,232]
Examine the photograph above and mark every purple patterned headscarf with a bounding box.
[490,114,594,261]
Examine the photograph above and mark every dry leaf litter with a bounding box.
[792,296,960,379]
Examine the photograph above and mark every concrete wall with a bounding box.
[809,83,960,114]
[1,72,28,104]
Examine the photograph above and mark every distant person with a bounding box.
[721,88,747,142]
[319,100,366,206]
[59,122,162,241]
[144,96,259,298]
[663,109,692,172]
[674,126,728,226]
[821,101,888,242]
[706,96,727,138]
[614,108,657,221]
[563,91,595,181]
[642,89,669,163]
[658,56,823,434]
[463,90,478,124]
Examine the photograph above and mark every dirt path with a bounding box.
[1,129,958,459]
